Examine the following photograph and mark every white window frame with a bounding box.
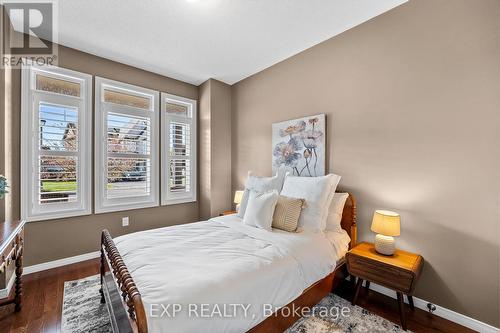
[161,93,197,205]
[95,77,159,213]
[21,64,92,221]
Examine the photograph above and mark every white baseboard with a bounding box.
[363,281,499,333]
[23,251,100,275]
[0,273,16,299]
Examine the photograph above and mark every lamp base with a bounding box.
[374,234,396,255]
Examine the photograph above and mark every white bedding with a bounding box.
[114,214,350,333]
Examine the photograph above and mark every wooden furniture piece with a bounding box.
[100,192,357,333]
[219,210,237,216]
[346,242,423,331]
[0,220,25,312]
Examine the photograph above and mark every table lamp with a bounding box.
[371,210,400,255]
[233,190,244,211]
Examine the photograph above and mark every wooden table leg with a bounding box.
[352,278,363,305]
[396,292,407,331]
[407,294,414,310]
[365,280,370,291]
[14,243,23,312]
[349,274,357,289]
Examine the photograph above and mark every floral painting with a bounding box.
[272,114,325,177]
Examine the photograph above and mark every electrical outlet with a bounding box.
[122,217,129,227]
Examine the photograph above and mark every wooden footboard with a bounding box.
[100,230,148,333]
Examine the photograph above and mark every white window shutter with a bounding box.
[94,77,159,213]
[161,93,197,205]
[21,64,92,221]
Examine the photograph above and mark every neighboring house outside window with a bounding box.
[94,77,159,213]
[21,64,92,221]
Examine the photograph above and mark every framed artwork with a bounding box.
[272,114,325,177]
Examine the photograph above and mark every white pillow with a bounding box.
[326,192,349,232]
[243,190,279,231]
[237,168,288,218]
[280,174,341,232]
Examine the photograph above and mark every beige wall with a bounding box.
[0,49,5,224]
[199,79,232,219]
[0,6,8,287]
[199,81,212,219]
[0,62,4,223]
[231,0,500,327]
[210,79,232,214]
[3,42,200,266]
[1,6,11,224]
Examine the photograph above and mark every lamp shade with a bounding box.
[371,210,400,236]
[233,190,244,204]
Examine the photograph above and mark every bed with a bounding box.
[99,192,357,333]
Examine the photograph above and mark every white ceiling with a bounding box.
[10,0,407,85]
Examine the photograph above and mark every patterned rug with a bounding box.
[286,294,410,333]
[62,275,111,332]
[62,275,409,333]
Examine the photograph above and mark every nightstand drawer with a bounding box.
[348,255,414,293]
[347,243,423,332]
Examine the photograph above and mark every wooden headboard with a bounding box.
[339,192,357,249]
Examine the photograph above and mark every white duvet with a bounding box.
[114,214,350,333]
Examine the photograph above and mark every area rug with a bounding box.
[62,275,409,333]
[285,293,410,333]
[62,275,112,332]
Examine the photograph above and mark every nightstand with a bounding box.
[219,210,237,216]
[346,242,423,331]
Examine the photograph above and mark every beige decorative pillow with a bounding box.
[272,195,305,232]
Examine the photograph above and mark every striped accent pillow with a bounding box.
[272,195,305,232]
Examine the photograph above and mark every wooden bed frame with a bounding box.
[100,192,357,333]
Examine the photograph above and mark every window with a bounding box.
[95,78,159,213]
[21,64,92,221]
[161,93,197,205]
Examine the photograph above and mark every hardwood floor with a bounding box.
[0,259,98,333]
[0,259,475,333]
